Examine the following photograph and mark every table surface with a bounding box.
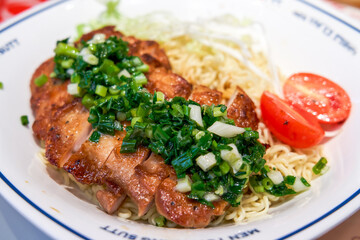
[0,0,360,239]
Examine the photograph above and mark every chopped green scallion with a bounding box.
[137,103,150,117]
[254,185,265,193]
[131,117,143,127]
[71,73,81,83]
[60,59,74,69]
[130,108,138,117]
[54,42,79,58]
[171,152,193,175]
[120,140,137,153]
[155,92,165,103]
[261,178,274,190]
[154,216,166,227]
[312,157,328,175]
[153,126,170,143]
[88,43,97,52]
[82,94,95,109]
[89,131,101,143]
[213,107,227,117]
[20,115,29,126]
[136,64,149,72]
[284,175,296,185]
[109,85,121,95]
[95,85,108,97]
[133,73,147,86]
[219,161,230,175]
[34,74,48,87]
[99,59,120,76]
[300,177,311,187]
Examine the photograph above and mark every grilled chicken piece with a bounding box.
[140,53,170,72]
[190,85,223,106]
[227,87,259,130]
[30,58,55,96]
[145,67,192,99]
[79,26,171,71]
[125,38,171,70]
[96,190,126,214]
[30,58,74,140]
[32,82,73,141]
[45,99,92,167]
[135,153,174,199]
[78,26,123,43]
[63,131,126,184]
[155,178,228,228]
[101,143,151,216]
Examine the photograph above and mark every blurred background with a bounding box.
[0,0,360,23]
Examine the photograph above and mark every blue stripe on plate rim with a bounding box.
[0,0,359,239]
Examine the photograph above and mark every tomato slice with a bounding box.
[283,73,351,126]
[260,91,324,148]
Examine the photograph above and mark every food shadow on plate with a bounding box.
[45,164,101,207]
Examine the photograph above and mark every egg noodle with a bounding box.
[38,10,325,227]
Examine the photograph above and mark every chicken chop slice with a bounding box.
[63,131,126,184]
[227,87,259,130]
[155,178,228,228]
[134,153,174,203]
[30,58,74,141]
[99,142,152,216]
[96,190,126,214]
[145,67,192,99]
[45,99,92,167]
[189,85,223,106]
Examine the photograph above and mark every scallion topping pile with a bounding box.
[52,34,319,207]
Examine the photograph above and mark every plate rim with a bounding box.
[0,0,359,239]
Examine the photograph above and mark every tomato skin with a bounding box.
[283,73,351,126]
[260,91,325,148]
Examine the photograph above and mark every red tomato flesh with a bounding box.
[260,91,324,148]
[283,73,351,125]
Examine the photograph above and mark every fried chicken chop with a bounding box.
[31,26,259,228]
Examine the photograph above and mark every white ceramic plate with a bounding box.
[0,0,359,239]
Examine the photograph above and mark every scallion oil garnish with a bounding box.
[20,115,29,126]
